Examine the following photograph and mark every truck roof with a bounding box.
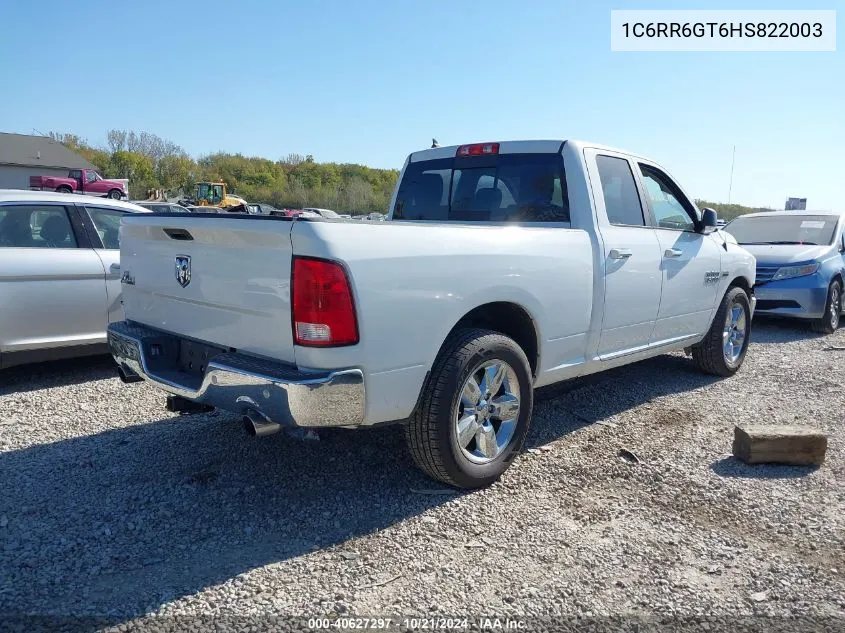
[0,189,151,212]
[408,139,654,163]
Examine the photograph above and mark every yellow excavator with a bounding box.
[193,182,248,209]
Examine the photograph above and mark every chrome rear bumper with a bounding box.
[107,321,365,428]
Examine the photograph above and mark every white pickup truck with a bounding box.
[108,140,756,488]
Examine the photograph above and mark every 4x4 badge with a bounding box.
[175,255,191,288]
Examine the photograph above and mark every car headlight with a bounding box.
[771,263,820,281]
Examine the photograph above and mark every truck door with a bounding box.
[586,150,663,359]
[635,162,722,343]
[69,169,83,193]
[83,170,99,195]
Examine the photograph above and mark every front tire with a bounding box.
[107,189,122,199]
[405,328,534,489]
[811,279,842,334]
[692,286,751,377]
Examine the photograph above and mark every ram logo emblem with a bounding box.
[175,255,191,288]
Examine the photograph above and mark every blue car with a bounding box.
[724,211,845,334]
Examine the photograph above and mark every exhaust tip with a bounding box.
[243,411,281,438]
[116,365,142,384]
[243,415,257,436]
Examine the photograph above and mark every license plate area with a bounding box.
[177,338,227,377]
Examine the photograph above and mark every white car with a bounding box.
[302,207,342,219]
[0,190,151,369]
[134,201,191,214]
[108,140,756,488]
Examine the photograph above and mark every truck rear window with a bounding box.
[392,153,569,223]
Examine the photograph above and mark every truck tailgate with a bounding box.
[118,214,297,363]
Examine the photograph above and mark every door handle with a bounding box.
[664,248,683,258]
[109,263,121,273]
[609,248,633,260]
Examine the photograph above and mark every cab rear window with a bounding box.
[393,153,569,223]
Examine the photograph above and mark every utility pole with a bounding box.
[727,145,736,203]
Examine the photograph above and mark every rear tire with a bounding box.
[107,189,122,199]
[56,186,72,194]
[405,328,534,489]
[692,286,751,377]
[811,280,842,335]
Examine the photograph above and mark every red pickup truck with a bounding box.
[29,169,127,199]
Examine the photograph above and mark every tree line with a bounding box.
[48,132,771,219]
[49,131,400,215]
[694,199,776,221]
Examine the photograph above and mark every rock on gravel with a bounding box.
[733,424,828,466]
[0,322,843,630]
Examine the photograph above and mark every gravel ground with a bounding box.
[0,319,843,632]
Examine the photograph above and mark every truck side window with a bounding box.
[596,155,645,227]
[639,165,696,232]
[86,171,97,183]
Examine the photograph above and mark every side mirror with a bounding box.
[840,233,845,252]
[699,207,718,234]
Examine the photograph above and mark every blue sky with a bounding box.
[0,0,841,209]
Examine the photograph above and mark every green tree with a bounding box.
[695,199,777,221]
[110,151,155,198]
[156,155,196,193]
[47,128,403,212]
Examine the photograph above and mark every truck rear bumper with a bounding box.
[107,321,365,428]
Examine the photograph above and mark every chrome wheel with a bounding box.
[455,359,521,464]
[830,285,841,329]
[723,299,747,364]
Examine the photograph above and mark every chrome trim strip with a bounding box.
[108,321,365,428]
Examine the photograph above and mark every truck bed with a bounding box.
[117,213,594,424]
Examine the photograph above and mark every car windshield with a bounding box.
[392,153,569,222]
[724,214,839,246]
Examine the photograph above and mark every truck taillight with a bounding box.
[292,257,359,347]
[456,143,500,156]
